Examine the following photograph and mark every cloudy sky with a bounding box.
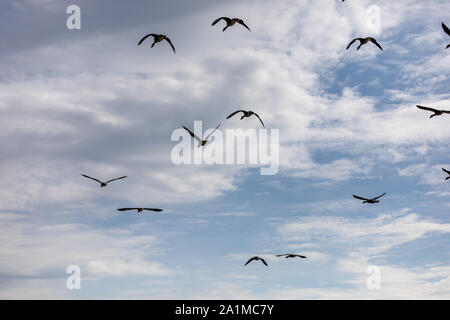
[0,0,449,299]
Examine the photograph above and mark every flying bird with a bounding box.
[442,168,450,180]
[81,174,127,188]
[353,193,386,204]
[117,208,163,214]
[183,123,221,147]
[212,17,251,32]
[138,33,176,54]
[276,253,307,259]
[244,256,268,266]
[416,105,450,119]
[442,23,450,49]
[346,37,383,51]
[226,110,265,128]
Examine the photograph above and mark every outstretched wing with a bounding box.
[81,174,103,185]
[106,176,127,184]
[416,105,438,113]
[244,257,256,266]
[276,254,288,257]
[183,126,202,144]
[204,123,221,141]
[353,195,369,201]
[226,110,246,119]
[346,38,360,50]
[164,37,176,54]
[212,17,231,26]
[117,208,138,211]
[372,193,386,200]
[143,208,163,212]
[442,23,450,36]
[138,33,157,46]
[260,258,268,266]
[369,38,383,51]
[442,168,450,174]
[253,112,265,128]
[295,254,307,259]
[237,19,251,32]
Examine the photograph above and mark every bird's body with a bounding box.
[416,105,450,119]
[117,208,163,214]
[212,17,251,32]
[353,193,386,204]
[138,33,176,54]
[244,256,268,266]
[442,23,450,49]
[347,37,383,51]
[443,168,450,180]
[276,253,307,259]
[81,174,127,188]
[226,110,265,128]
[183,123,221,147]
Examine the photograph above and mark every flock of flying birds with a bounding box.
[80,7,450,268]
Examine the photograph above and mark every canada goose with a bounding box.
[138,34,176,54]
[353,193,386,204]
[416,105,450,118]
[117,208,163,214]
[346,37,383,51]
[212,17,251,32]
[442,23,450,49]
[183,123,221,147]
[226,110,265,128]
[244,256,268,266]
[276,253,307,259]
[443,168,450,180]
[81,174,127,187]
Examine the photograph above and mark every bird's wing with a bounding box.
[238,20,251,31]
[143,208,163,212]
[244,257,256,266]
[81,174,103,185]
[447,44,450,49]
[204,123,221,141]
[443,23,450,36]
[106,176,127,184]
[212,17,231,26]
[370,38,383,51]
[276,254,287,257]
[295,255,307,258]
[164,37,176,54]
[441,109,450,114]
[353,195,369,201]
[261,258,268,266]
[346,38,360,50]
[253,113,265,128]
[183,126,202,144]
[117,208,137,211]
[416,105,437,112]
[442,168,450,174]
[226,110,246,119]
[138,33,157,46]
[372,193,386,200]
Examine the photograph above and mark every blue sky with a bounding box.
[0,0,449,299]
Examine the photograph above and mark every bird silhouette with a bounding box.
[212,17,251,32]
[81,174,127,188]
[117,208,163,214]
[183,123,221,147]
[138,33,176,54]
[353,193,386,204]
[416,105,450,119]
[244,256,268,266]
[226,110,265,128]
[442,23,450,49]
[442,168,450,180]
[347,37,383,51]
[276,253,307,259]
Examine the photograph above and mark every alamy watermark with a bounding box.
[171,121,279,175]
[66,265,81,290]
[66,5,81,30]
[366,265,381,290]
